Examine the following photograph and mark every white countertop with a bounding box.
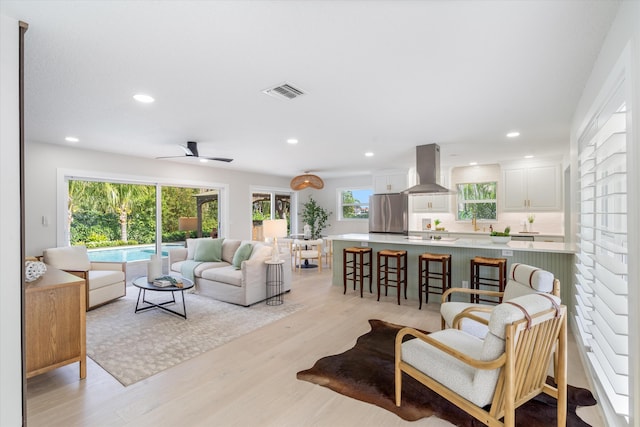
[328,233,576,254]
[409,230,564,238]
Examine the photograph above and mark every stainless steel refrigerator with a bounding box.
[368,193,408,234]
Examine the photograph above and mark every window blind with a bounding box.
[575,83,629,418]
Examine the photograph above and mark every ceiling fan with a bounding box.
[156,141,233,163]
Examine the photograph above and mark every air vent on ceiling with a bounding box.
[262,82,306,100]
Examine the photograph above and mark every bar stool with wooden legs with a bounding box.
[343,247,373,297]
[418,253,452,309]
[470,256,507,304]
[376,249,408,305]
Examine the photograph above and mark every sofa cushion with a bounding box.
[201,266,243,287]
[44,245,91,271]
[249,244,271,261]
[194,238,224,262]
[232,243,254,269]
[221,239,242,263]
[87,269,125,290]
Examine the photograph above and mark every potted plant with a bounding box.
[527,214,535,232]
[490,226,511,243]
[301,196,331,239]
[434,218,445,231]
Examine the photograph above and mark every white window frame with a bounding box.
[455,181,498,221]
[336,186,373,221]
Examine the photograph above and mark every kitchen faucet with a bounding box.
[472,212,480,231]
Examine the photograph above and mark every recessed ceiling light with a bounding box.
[365,152,374,157]
[506,131,520,138]
[199,158,208,163]
[287,138,298,144]
[524,155,534,159]
[65,136,79,143]
[469,162,478,166]
[133,93,155,103]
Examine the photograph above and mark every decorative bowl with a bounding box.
[490,236,512,244]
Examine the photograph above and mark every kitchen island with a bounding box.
[329,233,575,303]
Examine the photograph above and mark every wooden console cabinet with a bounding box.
[25,266,86,379]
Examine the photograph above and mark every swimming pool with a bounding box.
[87,245,184,262]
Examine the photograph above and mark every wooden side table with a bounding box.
[265,260,285,305]
[25,266,86,379]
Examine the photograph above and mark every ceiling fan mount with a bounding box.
[156,141,233,163]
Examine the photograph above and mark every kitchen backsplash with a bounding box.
[409,212,564,235]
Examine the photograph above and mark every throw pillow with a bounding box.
[194,238,224,262]
[232,243,254,269]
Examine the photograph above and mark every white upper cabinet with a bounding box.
[373,172,408,194]
[502,164,561,211]
[411,194,449,213]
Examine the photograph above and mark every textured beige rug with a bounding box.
[86,288,301,386]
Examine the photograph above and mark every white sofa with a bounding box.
[168,238,292,306]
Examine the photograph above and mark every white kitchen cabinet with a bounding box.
[411,194,449,213]
[373,172,407,194]
[502,164,561,211]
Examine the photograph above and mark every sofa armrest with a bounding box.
[90,261,125,272]
[241,257,268,286]
[169,248,188,264]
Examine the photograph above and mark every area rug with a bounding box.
[87,289,301,386]
[297,319,597,426]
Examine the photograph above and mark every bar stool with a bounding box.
[418,253,452,309]
[343,247,373,297]
[470,256,507,304]
[376,249,408,305]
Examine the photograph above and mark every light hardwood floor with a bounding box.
[26,268,605,426]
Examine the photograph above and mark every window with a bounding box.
[575,80,629,419]
[338,188,372,220]
[456,182,497,221]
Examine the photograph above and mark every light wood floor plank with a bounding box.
[26,269,603,426]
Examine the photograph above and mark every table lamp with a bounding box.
[178,217,198,238]
[263,219,288,262]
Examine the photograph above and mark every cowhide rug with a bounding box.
[297,319,597,426]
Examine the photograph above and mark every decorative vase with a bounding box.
[147,254,162,280]
[528,222,534,232]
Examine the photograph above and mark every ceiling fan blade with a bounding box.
[186,141,199,157]
[205,157,234,163]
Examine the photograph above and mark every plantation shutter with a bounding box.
[575,81,629,418]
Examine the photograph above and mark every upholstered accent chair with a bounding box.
[396,293,567,427]
[43,245,126,310]
[294,239,323,272]
[440,263,560,338]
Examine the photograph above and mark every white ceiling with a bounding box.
[1,0,620,178]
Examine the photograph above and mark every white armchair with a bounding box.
[396,293,567,427]
[440,263,560,338]
[43,245,126,310]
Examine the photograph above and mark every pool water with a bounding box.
[87,245,183,262]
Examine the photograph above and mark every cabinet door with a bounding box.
[411,195,430,212]
[503,168,527,211]
[373,173,407,193]
[429,194,449,212]
[527,165,560,210]
[386,173,407,193]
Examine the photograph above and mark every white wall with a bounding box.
[296,175,372,236]
[569,1,640,425]
[0,13,24,427]
[25,142,291,256]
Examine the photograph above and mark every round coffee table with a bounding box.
[132,276,194,319]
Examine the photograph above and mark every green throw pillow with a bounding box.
[232,243,253,269]
[194,238,224,262]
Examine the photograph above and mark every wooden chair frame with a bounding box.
[395,305,567,427]
[440,278,561,330]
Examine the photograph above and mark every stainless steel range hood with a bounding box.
[403,144,451,194]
